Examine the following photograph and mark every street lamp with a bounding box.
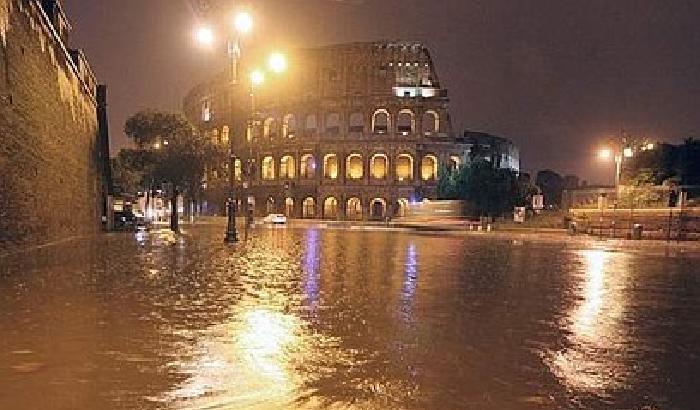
[195,26,215,47]
[268,52,287,74]
[233,11,253,34]
[194,11,289,243]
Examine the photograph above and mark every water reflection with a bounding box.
[400,243,418,323]
[546,249,635,394]
[1,226,698,410]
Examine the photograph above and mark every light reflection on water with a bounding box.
[0,226,698,410]
[546,250,635,394]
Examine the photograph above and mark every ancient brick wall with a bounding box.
[0,0,105,252]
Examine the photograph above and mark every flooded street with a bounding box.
[1,225,698,410]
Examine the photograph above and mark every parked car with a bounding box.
[263,213,287,224]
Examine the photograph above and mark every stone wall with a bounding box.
[0,0,105,252]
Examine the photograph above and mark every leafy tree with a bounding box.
[535,169,564,208]
[618,168,665,208]
[123,110,218,231]
[438,160,523,217]
[111,149,153,196]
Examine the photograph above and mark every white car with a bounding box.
[263,214,287,224]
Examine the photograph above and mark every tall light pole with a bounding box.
[196,11,253,243]
[195,11,287,243]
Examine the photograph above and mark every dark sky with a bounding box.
[61,0,700,184]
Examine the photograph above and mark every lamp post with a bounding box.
[196,11,253,243]
[195,11,287,243]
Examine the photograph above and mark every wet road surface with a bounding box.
[1,225,699,409]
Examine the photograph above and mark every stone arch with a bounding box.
[370,153,388,180]
[221,125,230,143]
[280,155,296,179]
[263,117,277,138]
[396,154,414,181]
[323,196,339,219]
[302,197,316,218]
[300,154,315,179]
[372,109,390,134]
[397,109,415,134]
[234,158,242,182]
[346,153,364,180]
[349,112,364,133]
[421,154,438,181]
[266,197,276,215]
[370,198,387,219]
[305,113,317,131]
[284,197,294,217]
[346,197,363,221]
[396,198,409,218]
[261,156,275,180]
[422,110,440,134]
[325,112,340,134]
[323,154,339,179]
[449,155,461,171]
[282,114,296,138]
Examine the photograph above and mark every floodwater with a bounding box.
[0,225,698,410]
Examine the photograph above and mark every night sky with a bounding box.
[61,0,700,184]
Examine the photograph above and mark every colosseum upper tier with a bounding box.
[184,41,505,220]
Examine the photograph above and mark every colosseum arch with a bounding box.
[302,197,316,218]
[449,155,461,171]
[396,198,409,218]
[263,117,277,138]
[420,154,438,181]
[280,155,296,179]
[372,109,390,134]
[397,109,415,134]
[323,196,339,219]
[234,158,242,182]
[370,198,387,219]
[370,153,388,180]
[349,112,364,133]
[300,154,315,179]
[421,110,440,135]
[282,114,297,138]
[221,125,230,143]
[325,112,341,134]
[347,197,363,221]
[261,156,275,180]
[346,153,364,180]
[396,154,414,181]
[323,154,339,179]
[305,114,318,131]
[266,197,276,214]
[284,197,294,217]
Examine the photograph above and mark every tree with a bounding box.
[535,169,564,208]
[111,149,153,196]
[438,160,523,217]
[124,110,216,232]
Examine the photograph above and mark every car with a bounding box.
[263,213,287,224]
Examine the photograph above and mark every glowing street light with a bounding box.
[598,148,612,160]
[234,11,253,34]
[195,26,215,47]
[623,147,634,158]
[268,52,287,73]
[250,70,265,87]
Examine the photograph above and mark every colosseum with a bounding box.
[183,41,519,220]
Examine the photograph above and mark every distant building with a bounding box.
[0,0,109,250]
[458,131,520,172]
[184,41,520,220]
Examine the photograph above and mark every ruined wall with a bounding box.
[0,0,104,252]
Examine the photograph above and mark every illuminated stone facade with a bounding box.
[0,0,108,250]
[184,41,517,220]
